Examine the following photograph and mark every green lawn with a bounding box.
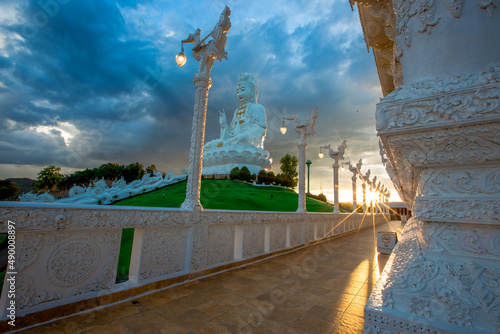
[113,179,336,212]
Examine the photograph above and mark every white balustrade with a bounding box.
[0,202,386,324]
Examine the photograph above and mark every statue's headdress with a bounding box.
[237,72,259,103]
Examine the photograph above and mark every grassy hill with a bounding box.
[113,179,336,212]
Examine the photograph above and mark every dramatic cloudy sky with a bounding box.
[0,0,400,202]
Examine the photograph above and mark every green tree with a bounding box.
[123,162,145,182]
[34,165,64,192]
[281,174,292,188]
[275,174,284,186]
[230,167,240,180]
[146,164,158,176]
[280,154,298,187]
[257,170,268,184]
[239,166,251,181]
[95,163,124,181]
[267,171,276,184]
[59,168,95,189]
[0,179,20,200]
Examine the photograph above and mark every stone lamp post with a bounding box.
[359,168,370,214]
[176,6,231,211]
[281,107,318,213]
[382,187,388,214]
[306,160,312,194]
[346,159,362,214]
[369,176,377,215]
[319,140,347,214]
[375,181,382,214]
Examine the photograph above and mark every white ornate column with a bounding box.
[179,6,231,211]
[181,74,212,211]
[369,179,375,215]
[332,162,340,214]
[351,173,357,213]
[378,192,383,213]
[351,1,500,333]
[320,140,346,214]
[361,181,367,214]
[360,169,370,214]
[283,107,318,213]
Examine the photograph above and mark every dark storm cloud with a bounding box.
[0,0,397,199]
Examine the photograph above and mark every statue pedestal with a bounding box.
[202,145,272,176]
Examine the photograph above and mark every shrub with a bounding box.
[307,192,328,203]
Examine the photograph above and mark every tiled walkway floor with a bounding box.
[20,219,402,334]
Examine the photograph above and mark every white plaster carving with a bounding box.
[3,229,122,315]
[380,64,500,103]
[413,197,500,223]
[389,123,500,165]
[383,123,500,205]
[17,275,61,310]
[19,171,186,205]
[420,222,500,259]
[18,234,43,271]
[364,312,441,334]
[191,220,208,271]
[477,0,498,18]
[74,261,116,295]
[368,218,500,333]
[47,239,100,287]
[377,66,500,133]
[417,167,500,196]
[444,0,465,18]
[207,225,235,266]
[393,0,440,58]
[242,224,266,258]
[140,227,187,280]
[289,222,303,246]
[270,223,287,252]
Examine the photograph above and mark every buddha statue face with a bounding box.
[236,82,254,107]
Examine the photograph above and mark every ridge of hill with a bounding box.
[7,178,35,195]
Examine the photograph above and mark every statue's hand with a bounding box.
[219,109,227,125]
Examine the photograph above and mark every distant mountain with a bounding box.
[8,178,35,195]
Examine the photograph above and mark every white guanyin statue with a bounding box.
[203,73,272,175]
